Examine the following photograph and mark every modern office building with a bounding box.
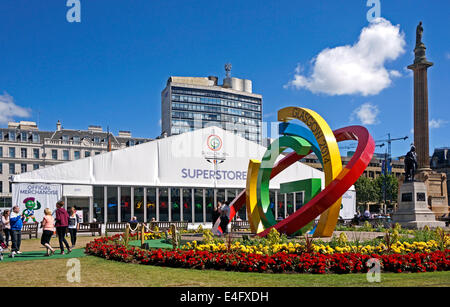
[0,120,152,209]
[161,64,263,144]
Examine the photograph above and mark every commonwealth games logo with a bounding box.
[207,135,222,151]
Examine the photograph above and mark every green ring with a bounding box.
[256,135,311,228]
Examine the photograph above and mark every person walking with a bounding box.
[219,201,230,235]
[212,201,221,226]
[9,206,24,258]
[55,200,71,254]
[40,208,56,256]
[68,207,81,248]
[1,210,11,248]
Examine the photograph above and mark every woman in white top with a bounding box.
[1,210,11,247]
[68,207,81,248]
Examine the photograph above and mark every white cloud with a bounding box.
[446,52,450,60]
[389,70,402,78]
[285,18,406,96]
[0,93,31,125]
[429,119,448,129]
[350,103,379,125]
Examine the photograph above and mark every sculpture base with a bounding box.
[392,181,445,229]
[416,170,449,218]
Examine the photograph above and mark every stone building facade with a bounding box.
[0,120,152,208]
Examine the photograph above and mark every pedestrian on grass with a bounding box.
[129,216,139,225]
[2,210,11,247]
[9,206,24,258]
[212,201,221,226]
[55,200,71,254]
[40,208,56,256]
[219,201,230,234]
[68,206,81,248]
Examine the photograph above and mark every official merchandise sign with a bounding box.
[12,183,63,224]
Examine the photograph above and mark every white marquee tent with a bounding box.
[11,126,355,224]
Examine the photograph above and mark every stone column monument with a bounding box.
[407,22,448,218]
[407,21,433,171]
[393,22,448,227]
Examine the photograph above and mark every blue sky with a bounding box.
[0,0,448,158]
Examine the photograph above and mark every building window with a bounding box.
[171,188,181,222]
[52,150,58,160]
[21,164,27,173]
[63,150,69,161]
[73,136,80,144]
[85,151,91,158]
[0,147,2,158]
[182,188,192,222]
[0,162,2,174]
[0,182,2,193]
[9,131,16,141]
[21,132,28,142]
[134,187,144,222]
[21,148,27,158]
[0,131,3,141]
[159,188,168,221]
[93,137,100,144]
[32,133,39,143]
[9,147,15,158]
[33,164,39,170]
[9,163,15,174]
[93,186,105,223]
[107,187,118,222]
[146,188,157,222]
[33,148,39,159]
[74,151,80,160]
[194,188,204,223]
[95,152,101,155]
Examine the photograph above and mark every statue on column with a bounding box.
[405,145,418,182]
[416,21,423,47]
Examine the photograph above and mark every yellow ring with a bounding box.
[278,107,342,237]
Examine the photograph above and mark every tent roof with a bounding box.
[12,126,326,189]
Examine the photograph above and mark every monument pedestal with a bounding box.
[416,170,449,218]
[392,181,445,229]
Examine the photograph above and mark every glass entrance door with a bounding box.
[66,197,90,222]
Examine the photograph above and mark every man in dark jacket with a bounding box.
[55,200,71,254]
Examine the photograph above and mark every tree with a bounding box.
[374,174,399,204]
[354,176,377,206]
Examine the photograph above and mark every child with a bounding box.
[41,208,56,256]
[0,231,6,261]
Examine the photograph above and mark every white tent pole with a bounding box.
[156,187,159,221]
[143,187,147,223]
[168,188,171,222]
[117,186,121,222]
[103,186,107,224]
[131,187,134,220]
[191,188,195,224]
[180,188,183,222]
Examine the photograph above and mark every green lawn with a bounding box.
[1,255,449,287]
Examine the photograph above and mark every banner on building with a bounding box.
[12,183,63,224]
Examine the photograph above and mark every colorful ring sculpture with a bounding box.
[225,107,375,238]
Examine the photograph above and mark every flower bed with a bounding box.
[182,239,449,255]
[85,236,450,274]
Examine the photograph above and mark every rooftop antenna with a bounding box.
[225,63,232,78]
